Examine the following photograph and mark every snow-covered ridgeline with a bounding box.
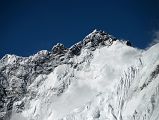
[17,40,143,120]
[0,30,120,120]
[0,30,159,120]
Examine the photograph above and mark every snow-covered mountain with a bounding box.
[0,30,159,120]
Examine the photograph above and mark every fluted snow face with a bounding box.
[62,43,159,120]
[1,30,159,120]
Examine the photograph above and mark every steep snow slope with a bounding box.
[20,41,143,120]
[0,30,117,120]
[63,43,159,120]
[0,30,159,120]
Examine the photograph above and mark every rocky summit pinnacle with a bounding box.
[1,30,159,120]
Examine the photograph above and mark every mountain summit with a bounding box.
[0,30,159,120]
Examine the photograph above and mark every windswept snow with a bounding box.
[1,30,159,120]
[15,40,145,120]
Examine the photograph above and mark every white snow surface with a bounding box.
[10,41,159,120]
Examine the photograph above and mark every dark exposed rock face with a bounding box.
[126,41,132,46]
[0,30,131,120]
[51,43,68,54]
[68,30,119,56]
[151,65,159,79]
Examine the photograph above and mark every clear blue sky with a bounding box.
[0,0,159,58]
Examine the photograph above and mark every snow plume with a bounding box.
[76,42,141,92]
[149,31,159,47]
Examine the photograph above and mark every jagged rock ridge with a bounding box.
[0,30,122,119]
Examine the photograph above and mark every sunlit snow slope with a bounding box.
[0,30,159,120]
